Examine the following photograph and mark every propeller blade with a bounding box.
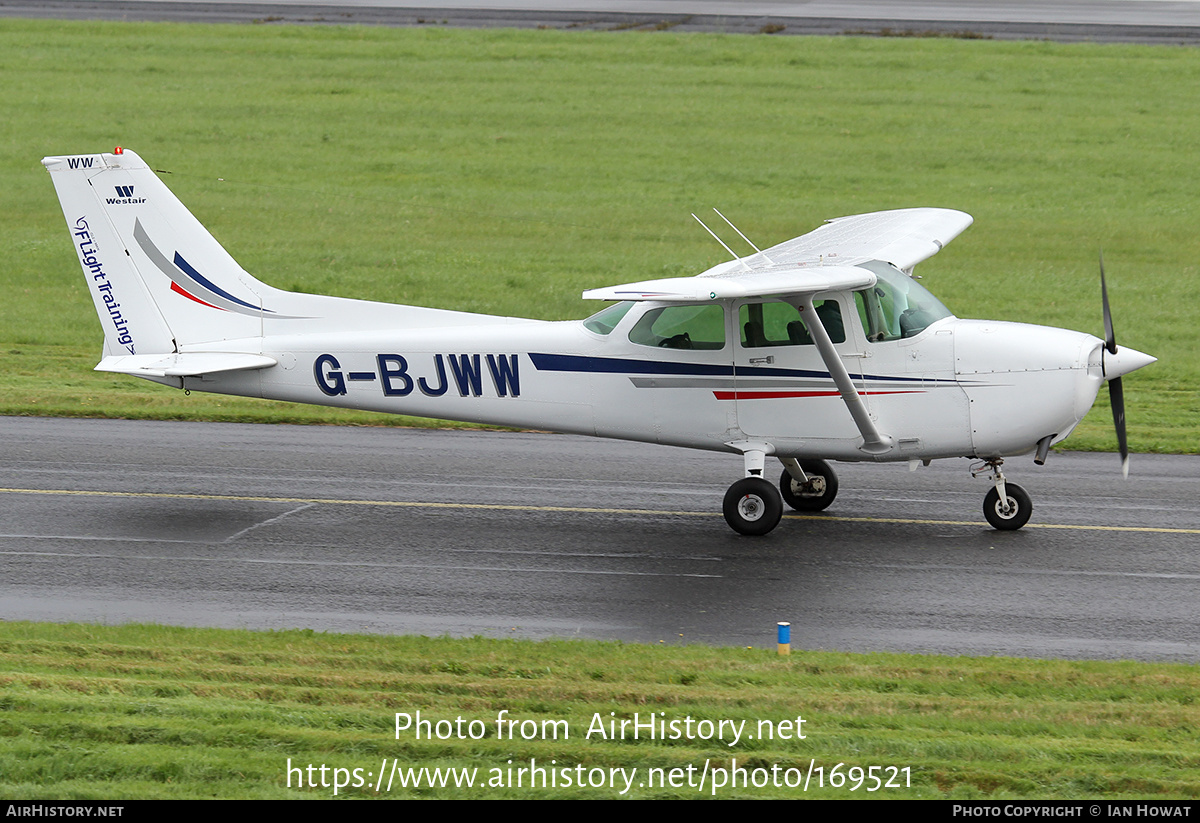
[1100,251,1117,355]
[1101,253,1131,478]
[1110,375,1128,479]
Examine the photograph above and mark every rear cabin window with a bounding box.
[582,301,634,335]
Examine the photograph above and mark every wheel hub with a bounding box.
[738,494,765,521]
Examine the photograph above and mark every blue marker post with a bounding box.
[777,622,791,656]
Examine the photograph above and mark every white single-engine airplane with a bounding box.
[44,148,1155,535]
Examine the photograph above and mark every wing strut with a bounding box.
[800,295,895,455]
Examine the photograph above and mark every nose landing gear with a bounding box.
[973,458,1033,530]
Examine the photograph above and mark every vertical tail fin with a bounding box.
[43,149,277,355]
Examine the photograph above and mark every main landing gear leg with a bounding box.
[723,448,783,536]
[779,458,839,512]
[973,458,1033,531]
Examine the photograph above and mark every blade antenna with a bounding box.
[691,213,746,267]
[713,208,774,264]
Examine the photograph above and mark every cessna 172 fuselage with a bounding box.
[44,149,1154,535]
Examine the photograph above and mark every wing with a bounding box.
[581,264,875,303]
[748,207,973,273]
[582,208,971,302]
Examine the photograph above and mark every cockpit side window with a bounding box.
[739,300,846,347]
[628,304,726,350]
[740,302,809,347]
[813,299,846,344]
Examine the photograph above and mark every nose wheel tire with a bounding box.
[779,460,838,512]
[723,478,783,536]
[983,483,1032,531]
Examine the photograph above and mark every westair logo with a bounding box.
[106,185,145,205]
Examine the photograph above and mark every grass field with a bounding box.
[2,21,1199,801]
[1,622,1197,800]
[1,19,1197,451]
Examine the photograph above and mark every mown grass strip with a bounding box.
[0,622,1197,799]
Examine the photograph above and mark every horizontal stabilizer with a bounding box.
[583,265,876,302]
[95,352,277,378]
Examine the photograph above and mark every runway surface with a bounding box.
[2,416,1198,662]
[4,0,1199,43]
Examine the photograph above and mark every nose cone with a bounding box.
[1104,346,1156,381]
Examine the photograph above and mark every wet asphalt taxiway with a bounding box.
[2,416,1198,661]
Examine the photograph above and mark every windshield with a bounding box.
[855,261,954,341]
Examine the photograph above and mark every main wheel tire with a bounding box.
[983,483,1032,530]
[723,477,783,536]
[779,460,839,512]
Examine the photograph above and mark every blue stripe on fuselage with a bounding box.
[529,352,735,377]
[528,352,955,384]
